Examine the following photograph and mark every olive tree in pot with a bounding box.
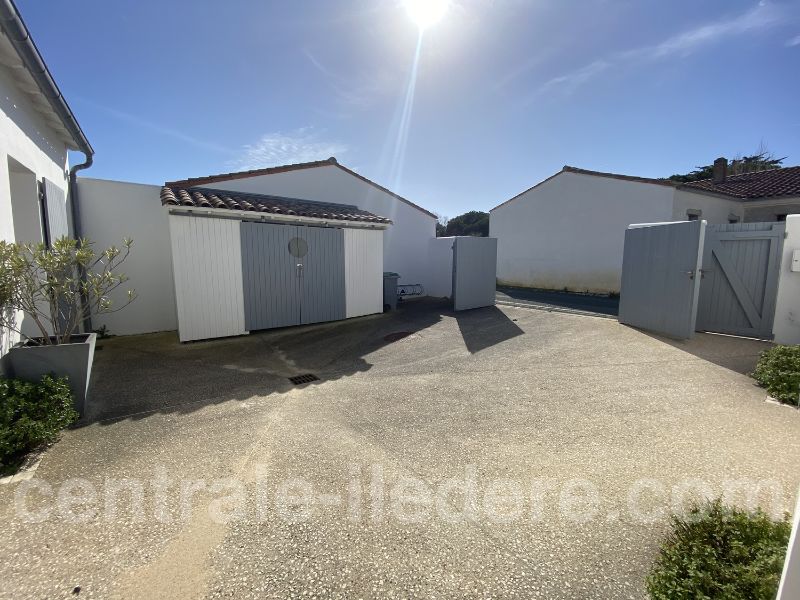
[0,237,135,416]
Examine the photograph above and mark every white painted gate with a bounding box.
[452,237,498,311]
[618,221,705,339]
[696,222,784,339]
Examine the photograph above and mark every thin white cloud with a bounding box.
[537,60,610,96]
[230,128,347,170]
[303,48,396,109]
[74,97,234,155]
[533,2,782,98]
[787,34,800,46]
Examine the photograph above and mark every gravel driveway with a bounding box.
[1,299,798,599]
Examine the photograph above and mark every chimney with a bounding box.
[712,157,727,184]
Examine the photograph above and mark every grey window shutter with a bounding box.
[42,178,69,244]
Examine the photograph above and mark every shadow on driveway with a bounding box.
[86,299,522,423]
[638,330,772,376]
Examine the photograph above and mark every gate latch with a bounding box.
[686,270,696,280]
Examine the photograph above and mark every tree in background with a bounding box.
[669,144,786,183]
[437,211,489,237]
[436,214,449,237]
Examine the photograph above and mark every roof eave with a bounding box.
[165,205,391,230]
[0,0,92,156]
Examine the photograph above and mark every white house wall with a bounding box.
[168,214,247,342]
[0,59,70,355]
[773,215,800,345]
[344,228,383,318]
[743,196,800,223]
[77,178,177,336]
[490,172,674,294]
[672,189,743,224]
[197,166,437,291]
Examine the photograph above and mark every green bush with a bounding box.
[647,499,791,600]
[752,345,800,405]
[0,375,78,474]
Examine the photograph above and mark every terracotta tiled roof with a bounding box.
[161,186,392,224]
[681,166,800,199]
[164,157,437,219]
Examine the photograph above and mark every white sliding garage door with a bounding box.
[169,213,386,342]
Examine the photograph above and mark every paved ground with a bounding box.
[496,286,620,317]
[1,299,799,599]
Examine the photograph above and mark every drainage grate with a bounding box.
[288,373,320,385]
[383,331,412,343]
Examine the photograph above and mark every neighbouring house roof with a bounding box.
[0,0,92,155]
[681,166,800,200]
[491,164,800,211]
[164,157,437,219]
[161,186,393,224]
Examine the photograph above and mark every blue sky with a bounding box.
[17,0,800,217]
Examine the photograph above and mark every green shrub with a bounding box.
[752,345,800,405]
[647,499,791,600]
[0,375,78,474]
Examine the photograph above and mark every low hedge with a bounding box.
[752,345,800,405]
[647,499,791,600]
[0,375,78,474]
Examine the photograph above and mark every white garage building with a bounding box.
[75,158,438,338]
[162,185,391,342]
[490,162,800,294]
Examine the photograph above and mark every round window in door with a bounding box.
[288,237,308,258]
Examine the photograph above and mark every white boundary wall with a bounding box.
[773,215,800,344]
[344,228,383,318]
[777,487,800,600]
[77,178,177,336]
[169,214,247,342]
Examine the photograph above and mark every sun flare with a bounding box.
[404,0,449,30]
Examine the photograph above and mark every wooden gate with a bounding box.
[618,221,705,340]
[696,222,784,339]
[241,222,346,332]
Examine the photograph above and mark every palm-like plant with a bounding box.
[0,237,136,345]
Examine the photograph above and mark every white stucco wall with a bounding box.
[195,165,437,290]
[77,178,177,336]
[490,172,675,294]
[743,196,800,223]
[672,189,743,224]
[773,215,800,345]
[0,60,71,355]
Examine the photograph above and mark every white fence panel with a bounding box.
[344,228,383,318]
[452,237,498,311]
[169,214,247,342]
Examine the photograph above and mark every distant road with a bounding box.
[496,286,619,317]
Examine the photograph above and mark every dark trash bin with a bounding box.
[383,272,399,311]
